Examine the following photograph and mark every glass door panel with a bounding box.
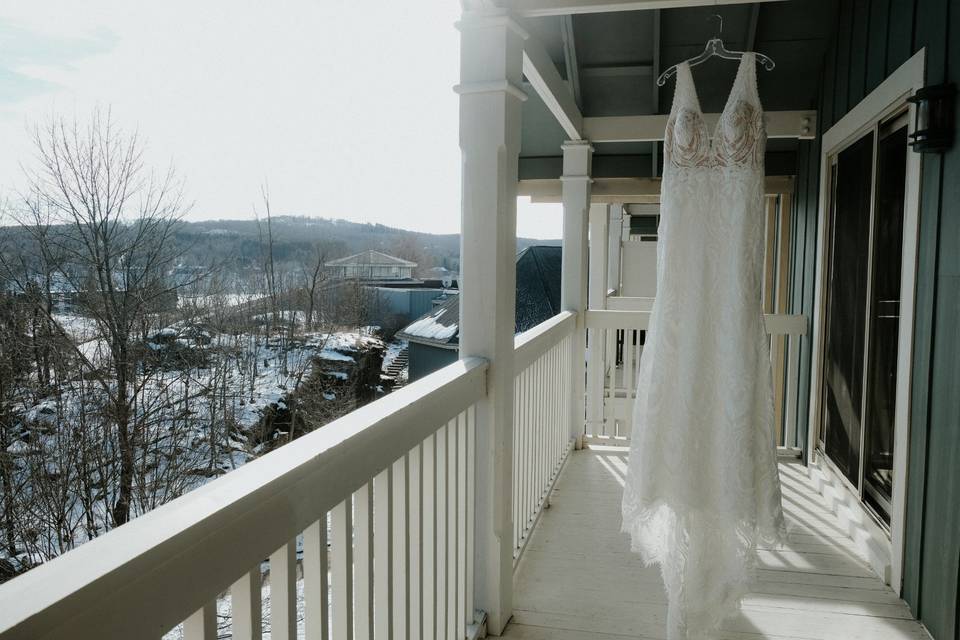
[862,121,908,524]
[821,131,874,486]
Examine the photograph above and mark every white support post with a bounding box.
[607,204,623,294]
[585,203,609,436]
[455,9,526,635]
[560,141,592,449]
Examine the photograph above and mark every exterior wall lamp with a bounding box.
[907,83,956,153]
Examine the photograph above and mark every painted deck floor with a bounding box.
[505,445,930,640]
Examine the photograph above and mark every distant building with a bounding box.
[424,266,460,288]
[398,245,561,382]
[325,250,417,281]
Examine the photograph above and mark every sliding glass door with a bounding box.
[820,112,909,526]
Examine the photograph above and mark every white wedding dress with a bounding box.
[620,53,786,639]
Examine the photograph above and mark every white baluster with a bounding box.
[303,516,329,640]
[465,406,476,623]
[231,568,263,640]
[435,424,447,636]
[393,457,408,640]
[457,413,468,636]
[447,420,458,640]
[269,540,297,640]
[421,435,436,640]
[183,601,217,640]
[331,499,353,640]
[374,466,394,640]
[408,445,422,640]
[354,485,374,640]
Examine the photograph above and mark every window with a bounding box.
[820,111,909,527]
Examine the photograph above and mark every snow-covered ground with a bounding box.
[4,312,388,571]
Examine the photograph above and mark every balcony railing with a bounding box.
[0,356,488,640]
[511,311,576,562]
[584,295,808,451]
[0,309,585,640]
[0,303,809,639]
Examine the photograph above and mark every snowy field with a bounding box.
[4,309,408,574]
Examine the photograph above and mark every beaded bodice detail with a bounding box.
[664,53,765,171]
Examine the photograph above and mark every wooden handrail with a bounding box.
[605,295,654,311]
[0,357,488,640]
[513,310,577,371]
[585,309,808,336]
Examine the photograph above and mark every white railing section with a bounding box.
[511,311,576,562]
[0,358,487,640]
[585,303,807,451]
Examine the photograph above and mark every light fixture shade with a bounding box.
[907,83,956,153]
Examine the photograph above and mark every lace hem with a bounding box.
[620,498,787,640]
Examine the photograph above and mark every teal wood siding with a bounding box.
[790,0,960,636]
[407,342,458,383]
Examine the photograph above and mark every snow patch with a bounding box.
[403,312,456,341]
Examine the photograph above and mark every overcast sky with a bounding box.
[0,0,562,238]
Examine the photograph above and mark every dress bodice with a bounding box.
[663,53,765,171]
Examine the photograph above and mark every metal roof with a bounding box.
[326,250,418,268]
[398,246,562,346]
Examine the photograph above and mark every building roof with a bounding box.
[326,250,417,268]
[397,245,561,347]
[396,293,461,348]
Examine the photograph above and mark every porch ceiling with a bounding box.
[511,0,838,180]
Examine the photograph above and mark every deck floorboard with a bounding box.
[505,446,929,640]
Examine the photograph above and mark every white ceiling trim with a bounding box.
[583,110,817,142]
[504,0,783,18]
[520,175,795,202]
[523,33,584,140]
[508,0,787,18]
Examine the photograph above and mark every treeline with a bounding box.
[0,111,386,581]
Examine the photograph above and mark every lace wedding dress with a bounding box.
[620,53,786,639]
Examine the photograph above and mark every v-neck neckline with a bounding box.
[678,52,754,125]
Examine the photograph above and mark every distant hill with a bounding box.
[173,215,559,274]
[0,215,560,284]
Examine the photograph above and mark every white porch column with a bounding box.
[456,10,526,635]
[586,203,609,435]
[607,203,623,294]
[560,141,592,449]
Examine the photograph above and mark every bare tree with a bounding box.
[0,291,30,564]
[17,109,190,527]
[391,233,430,278]
[300,243,331,330]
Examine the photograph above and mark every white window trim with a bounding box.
[807,48,925,595]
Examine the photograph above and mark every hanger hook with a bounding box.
[708,14,723,39]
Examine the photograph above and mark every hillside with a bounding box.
[172,215,559,274]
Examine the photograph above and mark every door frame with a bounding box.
[807,48,925,595]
